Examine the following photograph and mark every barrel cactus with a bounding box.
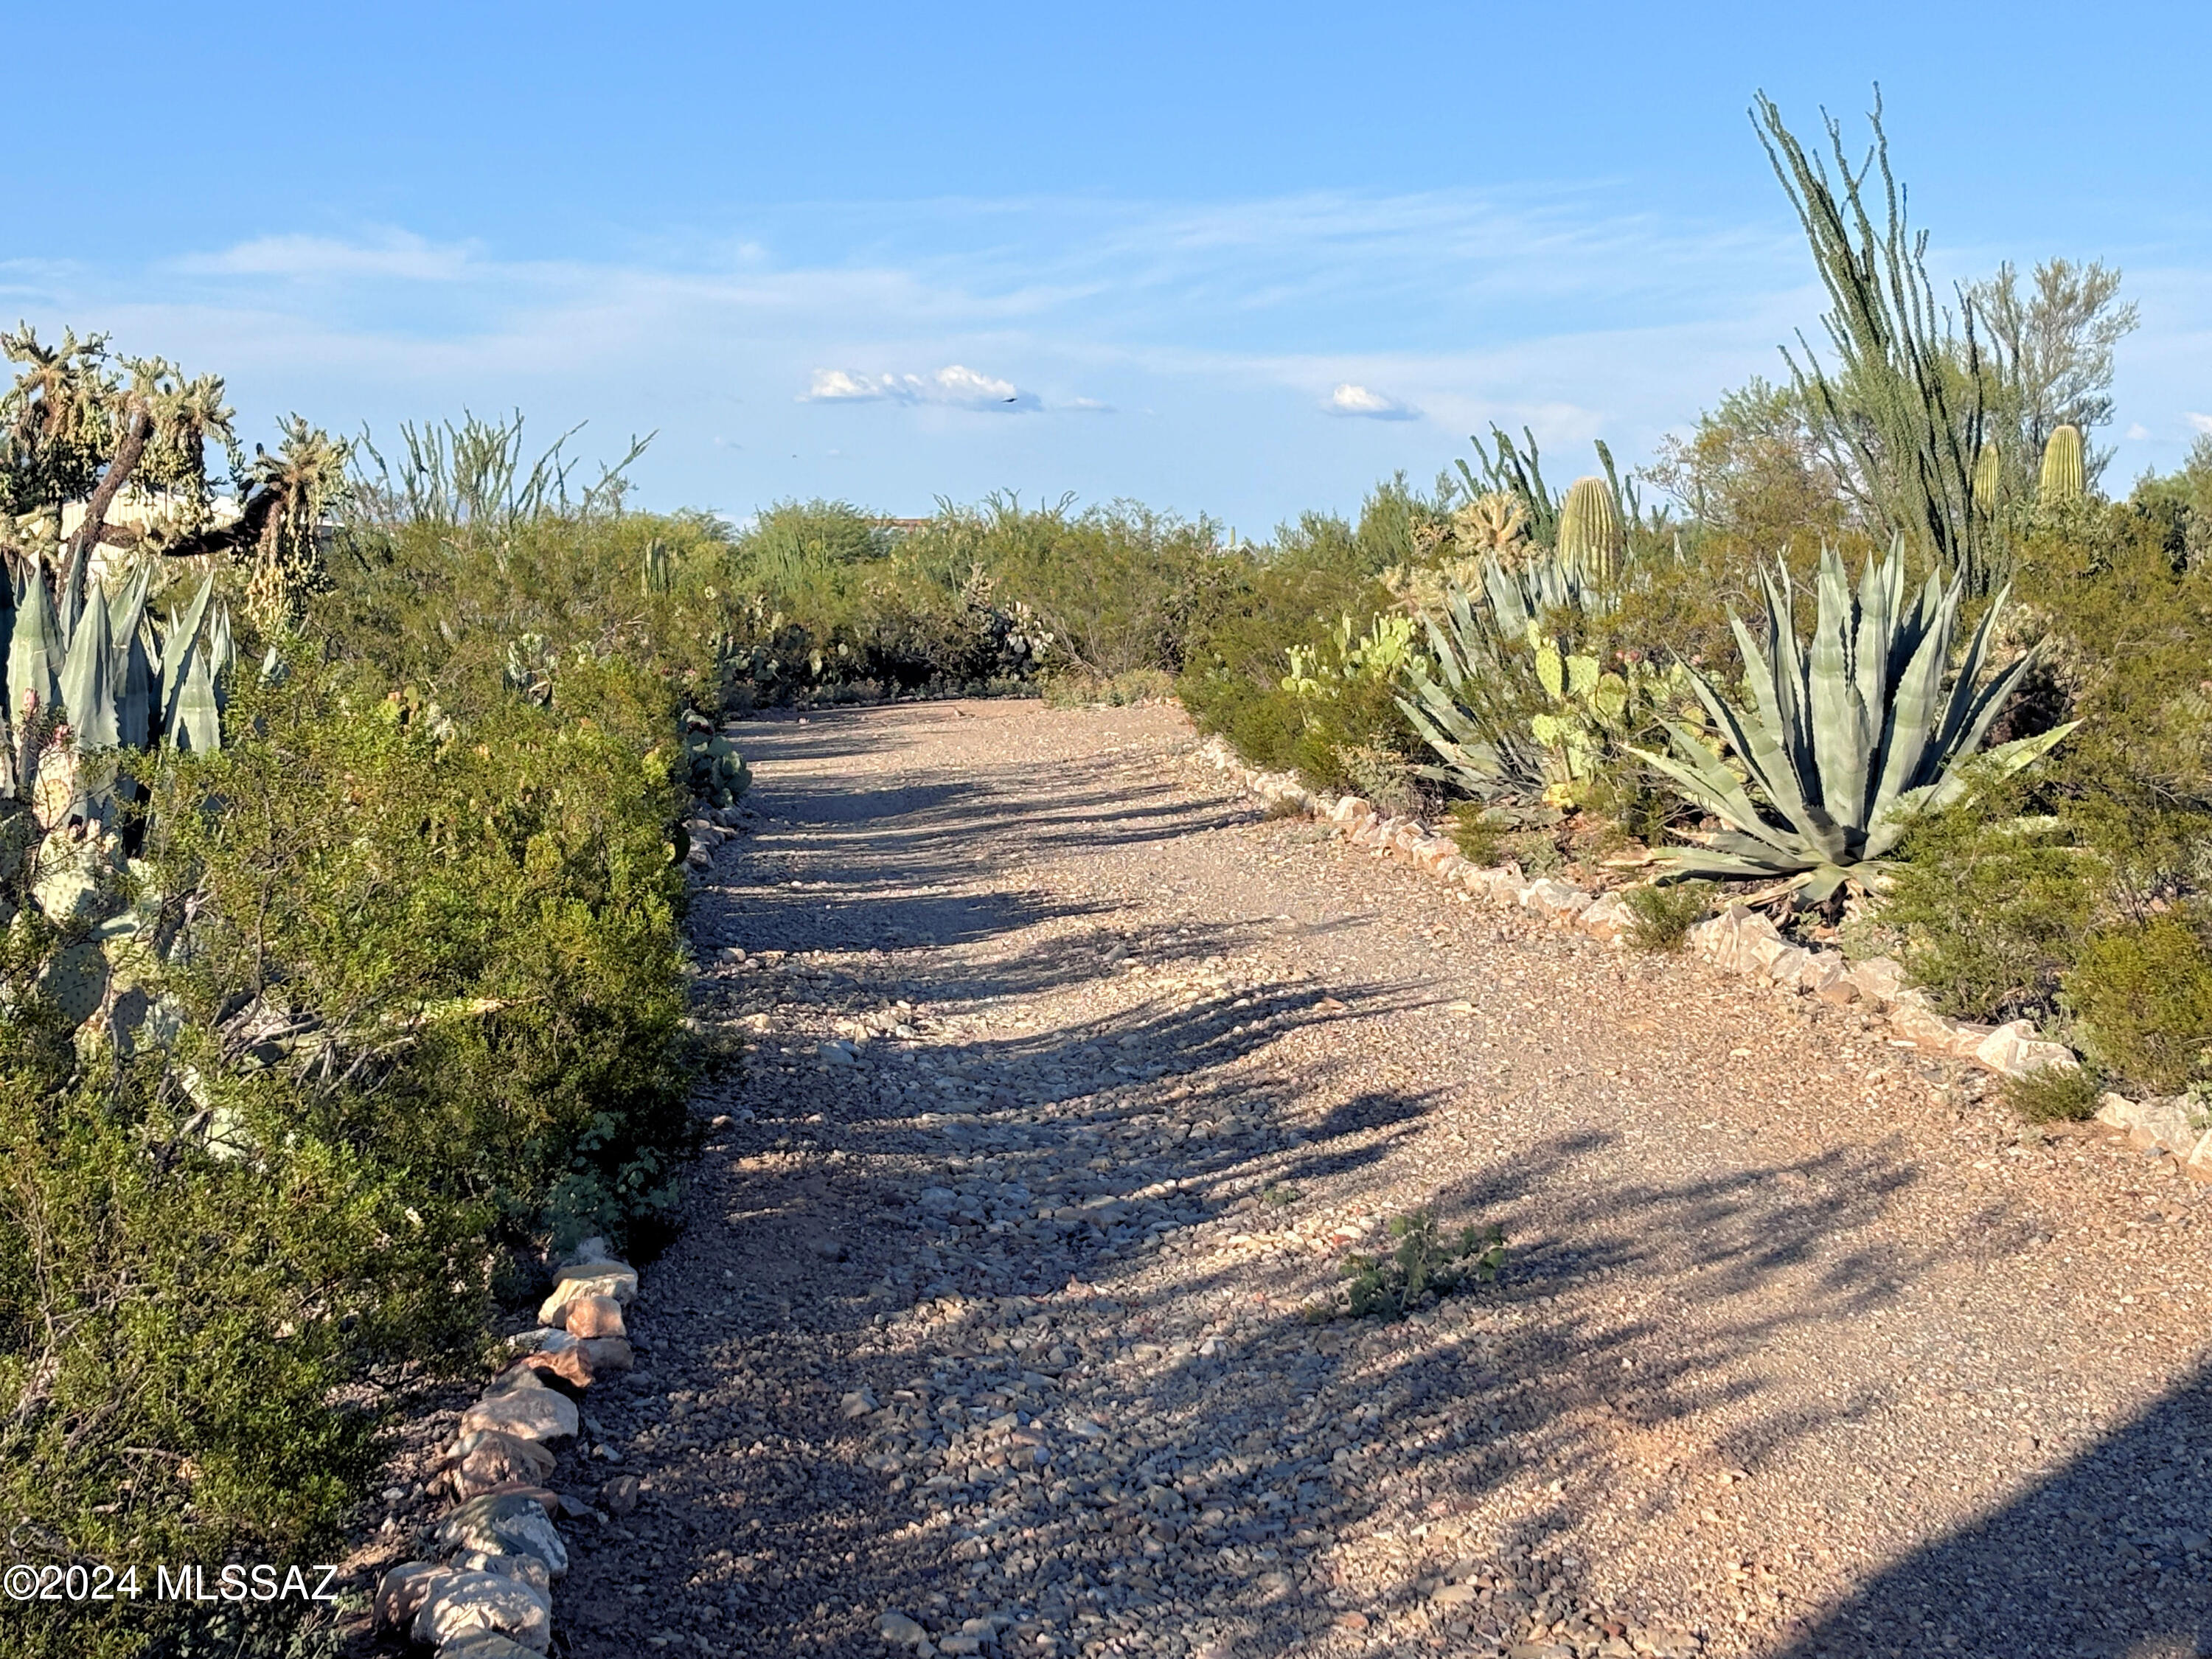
[2039,425,2085,505]
[1555,476,1624,584]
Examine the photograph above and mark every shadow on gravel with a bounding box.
[1765,1365,2212,1659]
[591,706,2119,1659]
[925,1096,1984,1657]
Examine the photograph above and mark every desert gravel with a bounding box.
[546,699,2212,1659]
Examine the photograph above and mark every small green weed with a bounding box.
[1304,1209,1506,1321]
[1450,802,1507,866]
[1262,1183,1303,1208]
[2003,1062,2102,1123]
[1622,881,1715,953]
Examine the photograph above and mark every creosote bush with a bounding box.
[2065,916,2212,1096]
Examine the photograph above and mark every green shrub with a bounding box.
[2065,915,2212,1094]
[912,495,1230,681]
[1180,481,1438,784]
[147,653,697,1251]
[0,1075,479,1658]
[1448,801,1507,866]
[1622,880,1715,953]
[2003,1064,2103,1123]
[2,442,704,1649]
[1880,799,2100,1022]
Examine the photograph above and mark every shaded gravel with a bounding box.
[552,700,2212,1659]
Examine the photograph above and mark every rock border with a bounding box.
[370,1236,645,1656]
[1194,738,2212,1180]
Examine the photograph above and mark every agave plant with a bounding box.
[0,561,236,1043]
[4,560,232,786]
[1631,539,2076,900]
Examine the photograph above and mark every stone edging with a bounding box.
[369,1237,643,1656]
[1193,737,2212,1180]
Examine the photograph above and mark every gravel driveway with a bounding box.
[554,699,2212,1659]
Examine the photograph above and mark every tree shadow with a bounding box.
[1767,1377,2212,1658]
[562,703,2203,1659]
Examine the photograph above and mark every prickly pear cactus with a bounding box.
[683,731,751,807]
[38,941,108,1026]
[28,825,118,926]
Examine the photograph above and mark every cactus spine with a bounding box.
[2039,425,2085,505]
[1555,476,1624,584]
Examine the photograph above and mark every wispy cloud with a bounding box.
[171,230,478,282]
[1326,382,1418,420]
[2188,411,2212,435]
[17,187,2211,523]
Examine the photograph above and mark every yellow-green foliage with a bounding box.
[1621,880,1716,953]
[150,654,696,1247]
[2,490,703,1648]
[1180,484,1433,793]
[2067,915,2212,1094]
[1882,800,2101,1020]
[1885,500,2212,1040]
[0,1085,470,1658]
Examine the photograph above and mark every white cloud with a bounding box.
[1326,382,1418,420]
[805,368,906,401]
[804,363,1035,409]
[2187,411,2212,435]
[2126,422,2152,440]
[32,186,2212,526]
[932,364,1027,406]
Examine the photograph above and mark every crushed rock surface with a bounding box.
[549,700,2212,1659]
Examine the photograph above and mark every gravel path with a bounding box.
[555,699,2212,1659]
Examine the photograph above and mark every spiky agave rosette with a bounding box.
[0,557,236,1043]
[1632,538,2076,902]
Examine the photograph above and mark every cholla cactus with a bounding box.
[240,417,350,631]
[1455,493,1530,555]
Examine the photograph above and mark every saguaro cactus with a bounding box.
[2039,425,2085,506]
[1972,439,2003,514]
[1555,476,1623,583]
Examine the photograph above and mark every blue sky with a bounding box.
[7,2,2211,531]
